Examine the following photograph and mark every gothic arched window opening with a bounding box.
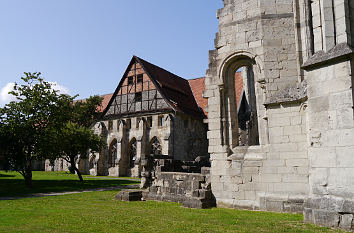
[108,139,117,168]
[234,66,259,146]
[128,138,137,168]
[150,137,162,155]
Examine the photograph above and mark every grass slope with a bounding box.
[0,191,342,233]
[0,171,139,197]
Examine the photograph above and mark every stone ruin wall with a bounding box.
[205,0,354,230]
[77,113,208,178]
[205,0,309,211]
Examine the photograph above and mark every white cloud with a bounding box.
[48,81,70,95]
[0,81,70,106]
[0,82,16,105]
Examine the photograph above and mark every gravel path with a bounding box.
[0,184,139,201]
[84,177,140,182]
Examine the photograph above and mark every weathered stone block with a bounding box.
[339,214,354,230]
[313,210,339,227]
[115,190,142,201]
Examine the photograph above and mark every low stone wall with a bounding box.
[143,168,215,208]
[304,195,354,231]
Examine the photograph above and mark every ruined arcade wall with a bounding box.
[206,0,354,230]
[90,112,208,177]
[205,0,309,211]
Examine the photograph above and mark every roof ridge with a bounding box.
[188,77,205,80]
[135,56,188,82]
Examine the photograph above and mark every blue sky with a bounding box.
[0,0,222,104]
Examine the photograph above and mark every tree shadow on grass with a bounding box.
[0,173,16,178]
[0,178,140,197]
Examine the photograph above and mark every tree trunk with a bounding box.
[24,155,32,188]
[70,156,83,182]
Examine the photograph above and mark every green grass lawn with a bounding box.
[0,190,342,233]
[0,171,140,197]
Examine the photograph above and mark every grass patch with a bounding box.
[0,171,139,197]
[0,191,342,233]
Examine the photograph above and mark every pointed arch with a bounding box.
[149,136,162,155]
[108,139,117,168]
[128,138,137,168]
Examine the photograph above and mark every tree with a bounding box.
[46,95,105,182]
[0,72,73,187]
[52,122,104,182]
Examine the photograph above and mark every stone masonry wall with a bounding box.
[86,112,208,177]
[206,0,354,230]
[173,113,208,161]
[205,0,309,212]
[143,168,215,208]
[304,60,354,230]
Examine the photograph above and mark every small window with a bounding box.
[147,117,152,128]
[108,120,113,131]
[158,115,164,127]
[184,119,188,128]
[128,76,133,85]
[136,118,141,129]
[126,119,131,129]
[117,120,121,130]
[135,92,142,102]
[137,74,143,83]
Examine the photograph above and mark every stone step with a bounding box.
[115,189,142,201]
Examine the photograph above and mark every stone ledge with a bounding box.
[258,193,306,214]
[222,13,294,27]
[264,81,307,106]
[229,145,268,161]
[302,43,354,70]
[142,191,216,209]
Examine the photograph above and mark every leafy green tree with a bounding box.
[43,95,105,182]
[0,72,73,187]
[52,122,105,182]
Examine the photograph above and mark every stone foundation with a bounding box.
[304,196,354,231]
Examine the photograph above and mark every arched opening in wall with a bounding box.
[221,55,260,148]
[95,122,108,176]
[108,139,117,168]
[149,137,162,156]
[235,67,259,146]
[89,155,95,170]
[128,138,137,168]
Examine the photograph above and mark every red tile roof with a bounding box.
[97,94,113,112]
[136,56,205,119]
[74,94,113,113]
[97,65,243,119]
[235,72,244,109]
[188,77,207,117]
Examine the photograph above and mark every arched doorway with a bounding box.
[128,138,137,168]
[220,54,260,148]
[108,139,117,168]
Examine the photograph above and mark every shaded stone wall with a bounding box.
[88,112,208,177]
[173,113,208,161]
